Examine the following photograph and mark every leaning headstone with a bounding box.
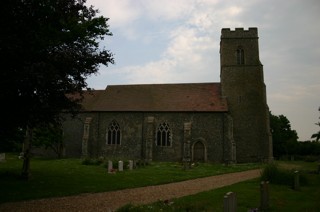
[0,153,5,162]
[18,152,24,159]
[128,160,133,170]
[260,181,269,210]
[118,160,123,171]
[223,192,237,212]
[108,160,113,173]
[294,170,300,190]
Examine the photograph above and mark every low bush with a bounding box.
[81,158,103,166]
[293,155,320,162]
[260,162,308,186]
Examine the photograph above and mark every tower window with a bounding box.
[237,48,244,65]
[156,122,172,146]
[106,120,121,145]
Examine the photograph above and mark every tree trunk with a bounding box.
[21,126,33,180]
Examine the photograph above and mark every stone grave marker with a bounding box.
[260,181,269,210]
[128,160,133,170]
[0,153,5,162]
[118,160,123,171]
[294,170,300,190]
[223,191,237,212]
[108,160,113,173]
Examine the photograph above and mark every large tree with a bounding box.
[0,0,114,179]
[311,107,320,142]
[269,112,298,159]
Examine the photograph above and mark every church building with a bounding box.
[62,27,273,163]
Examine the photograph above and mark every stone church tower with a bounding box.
[53,27,273,163]
[220,28,273,162]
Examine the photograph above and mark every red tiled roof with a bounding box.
[80,83,228,112]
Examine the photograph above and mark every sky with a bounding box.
[85,0,320,141]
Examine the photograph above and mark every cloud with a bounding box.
[87,0,140,27]
[269,83,320,103]
[87,0,143,40]
[142,0,195,21]
[115,25,218,84]
[86,0,320,140]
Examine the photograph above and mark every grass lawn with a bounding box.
[0,153,261,203]
[117,161,320,212]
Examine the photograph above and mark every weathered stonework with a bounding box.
[60,27,273,163]
[220,27,272,162]
[183,122,192,162]
[81,117,92,158]
[63,112,230,162]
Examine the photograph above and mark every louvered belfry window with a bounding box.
[236,47,244,65]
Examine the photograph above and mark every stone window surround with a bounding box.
[106,120,121,145]
[236,46,244,65]
[156,122,172,147]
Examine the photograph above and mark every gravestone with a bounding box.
[108,160,113,173]
[223,191,237,212]
[118,160,123,171]
[260,181,269,210]
[128,160,133,170]
[0,153,5,162]
[293,170,300,190]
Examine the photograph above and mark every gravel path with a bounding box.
[0,169,261,212]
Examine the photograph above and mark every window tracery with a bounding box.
[156,122,172,146]
[106,120,121,145]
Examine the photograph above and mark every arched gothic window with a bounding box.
[156,122,172,146]
[236,47,244,65]
[106,120,121,145]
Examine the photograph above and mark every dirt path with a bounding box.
[0,169,261,212]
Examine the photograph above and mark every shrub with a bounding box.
[260,162,308,187]
[260,162,293,186]
[81,158,103,166]
[304,155,319,162]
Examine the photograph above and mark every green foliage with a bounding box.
[270,111,298,159]
[81,158,103,166]
[269,111,320,160]
[311,106,320,142]
[33,124,64,158]
[260,162,308,187]
[0,0,114,134]
[0,0,114,178]
[1,156,318,211]
[0,154,261,203]
[294,141,320,159]
[302,155,319,162]
[260,162,293,185]
[0,127,24,152]
[117,161,320,212]
[116,204,136,212]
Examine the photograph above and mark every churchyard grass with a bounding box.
[0,153,261,203]
[117,161,320,212]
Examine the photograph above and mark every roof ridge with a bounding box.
[105,82,220,89]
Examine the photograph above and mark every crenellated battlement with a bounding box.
[220,26,272,162]
[221,27,258,38]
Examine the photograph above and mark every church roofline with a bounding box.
[80,83,228,112]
